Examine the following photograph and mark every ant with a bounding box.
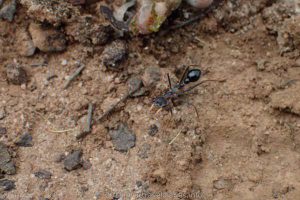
[150,65,224,115]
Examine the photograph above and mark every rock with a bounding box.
[142,66,161,87]
[109,124,136,152]
[213,178,234,190]
[128,76,147,97]
[29,23,67,53]
[0,179,15,191]
[101,40,128,70]
[148,124,158,136]
[137,143,151,159]
[63,149,82,171]
[0,107,5,120]
[16,29,36,56]
[270,84,300,115]
[15,132,33,147]
[34,170,52,179]
[0,0,16,22]
[5,64,28,85]
[0,127,6,135]
[0,142,16,175]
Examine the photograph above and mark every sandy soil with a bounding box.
[0,0,300,200]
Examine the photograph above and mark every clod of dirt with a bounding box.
[5,64,28,85]
[20,0,80,26]
[137,143,151,159]
[0,142,16,175]
[0,127,6,135]
[63,149,83,171]
[150,167,167,185]
[29,23,67,53]
[16,28,36,57]
[109,123,136,152]
[270,84,300,115]
[65,16,113,46]
[148,124,158,136]
[0,179,15,192]
[128,76,147,97]
[0,0,16,22]
[0,107,5,120]
[101,40,128,70]
[213,178,234,190]
[14,132,33,147]
[34,170,52,179]
[142,66,161,87]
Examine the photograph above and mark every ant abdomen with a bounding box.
[184,69,202,84]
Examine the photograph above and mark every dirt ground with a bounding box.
[0,0,300,200]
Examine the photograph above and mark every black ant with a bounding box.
[150,65,224,115]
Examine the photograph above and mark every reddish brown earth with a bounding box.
[0,0,300,200]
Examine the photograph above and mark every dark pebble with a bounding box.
[5,64,28,85]
[148,124,158,136]
[128,77,147,97]
[0,179,15,191]
[101,40,128,70]
[63,149,82,171]
[34,170,52,179]
[109,124,136,152]
[0,127,6,135]
[0,143,16,175]
[0,0,16,22]
[15,132,33,147]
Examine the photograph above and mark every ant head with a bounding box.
[153,97,168,108]
[186,69,201,83]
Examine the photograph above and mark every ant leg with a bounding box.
[179,65,190,84]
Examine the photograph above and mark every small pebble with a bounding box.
[34,170,52,179]
[15,132,33,147]
[148,124,158,136]
[0,179,15,191]
[213,178,234,190]
[142,66,161,87]
[0,142,16,175]
[0,127,7,135]
[109,124,136,152]
[0,0,16,22]
[128,76,147,97]
[101,40,128,70]
[5,64,28,85]
[63,149,82,171]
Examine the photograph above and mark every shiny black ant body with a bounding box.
[151,65,223,115]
